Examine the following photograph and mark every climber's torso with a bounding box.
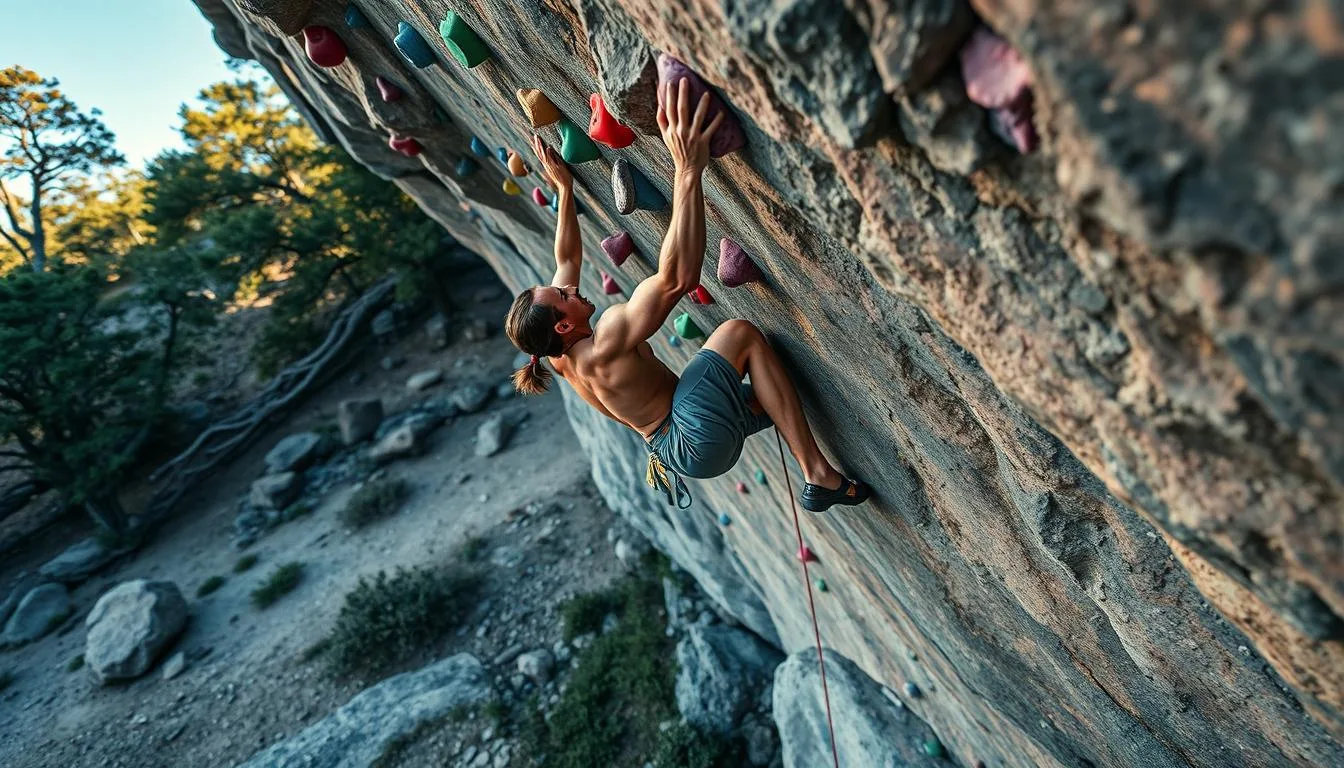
[549,334,677,438]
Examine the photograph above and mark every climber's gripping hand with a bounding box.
[532,134,572,194]
[657,78,724,176]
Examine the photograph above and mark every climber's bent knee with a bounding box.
[703,318,765,374]
[646,349,774,479]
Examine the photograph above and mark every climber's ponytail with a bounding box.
[512,355,553,395]
[504,287,564,395]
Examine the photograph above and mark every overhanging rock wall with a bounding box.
[193,1,1343,765]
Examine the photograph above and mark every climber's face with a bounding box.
[534,284,594,336]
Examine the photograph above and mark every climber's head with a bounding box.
[505,284,595,395]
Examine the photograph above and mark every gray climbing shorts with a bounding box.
[646,349,774,480]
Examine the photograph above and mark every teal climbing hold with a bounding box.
[923,738,946,759]
[495,146,509,164]
[557,118,601,164]
[456,157,478,177]
[903,681,921,698]
[344,4,369,28]
[907,650,918,661]
[673,313,704,339]
[394,21,435,68]
[754,469,767,485]
[470,137,490,157]
[439,11,491,68]
[815,578,828,592]
[667,334,682,347]
[718,513,732,526]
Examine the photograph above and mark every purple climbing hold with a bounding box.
[959,27,1037,153]
[600,271,621,295]
[717,238,762,288]
[375,76,403,103]
[656,54,746,159]
[601,231,634,267]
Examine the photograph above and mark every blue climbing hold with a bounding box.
[549,192,559,213]
[344,4,369,28]
[394,21,435,68]
[718,513,731,526]
[668,334,682,347]
[470,137,490,158]
[456,157,478,177]
[495,146,509,164]
[903,681,921,699]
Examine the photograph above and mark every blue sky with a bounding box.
[3,0,240,170]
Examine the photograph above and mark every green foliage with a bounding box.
[233,553,259,573]
[251,562,303,608]
[652,723,741,768]
[526,572,677,767]
[299,637,330,664]
[66,655,84,672]
[196,575,226,597]
[325,565,481,677]
[339,477,410,529]
[460,535,487,563]
[560,589,623,642]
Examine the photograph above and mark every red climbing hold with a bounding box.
[688,285,714,305]
[797,545,817,563]
[717,238,763,287]
[587,93,635,149]
[375,76,403,103]
[531,187,548,206]
[736,481,748,494]
[303,26,348,68]
[959,27,1037,153]
[601,231,634,267]
[656,54,746,159]
[388,135,422,157]
[601,271,621,295]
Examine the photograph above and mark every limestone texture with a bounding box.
[196,1,1344,765]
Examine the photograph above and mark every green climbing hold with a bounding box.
[439,11,490,68]
[557,118,601,164]
[673,313,704,340]
[754,469,767,485]
[815,578,828,592]
[923,738,946,759]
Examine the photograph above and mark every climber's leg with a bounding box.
[702,320,843,489]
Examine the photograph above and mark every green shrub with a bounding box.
[525,571,676,767]
[460,535,487,562]
[559,589,623,642]
[652,722,741,768]
[326,565,481,676]
[233,553,259,573]
[66,655,84,672]
[339,477,410,529]
[251,562,303,608]
[196,575,226,597]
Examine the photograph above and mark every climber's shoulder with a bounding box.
[588,302,636,358]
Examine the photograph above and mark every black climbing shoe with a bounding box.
[800,477,872,513]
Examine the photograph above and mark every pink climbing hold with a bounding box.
[531,187,548,206]
[600,231,634,267]
[601,271,622,295]
[588,93,636,149]
[717,238,762,287]
[959,27,1038,153]
[375,76,403,103]
[303,25,348,68]
[736,481,748,494]
[688,285,714,305]
[388,134,422,157]
[797,545,817,563]
[656,54,746,159]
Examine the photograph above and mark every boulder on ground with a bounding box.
[250,472,303,510]
[264,432,325,473]
[372,308,397,338]
[0,572,49,627]
[475,413,512,457]
[369,424,421,463]
[338,398,384,445]
[516,649,554,683]
[675,624,783,734]
[84,579,188,684]
[424,313,449,347]
[773,647,945,767]
[407,369,444,392]
[450,383,491,413]
[1,582,71,646]
[39,538,121,584]
[235,654,492,767]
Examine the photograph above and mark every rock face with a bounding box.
[84,579,188,684]
[236,654,492,767]
[195,1,1343,765]
[39,538,121,583]
[675,624,783,734]
[1,582,71,646]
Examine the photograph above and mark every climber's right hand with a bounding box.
[532,134,572,192]
[657,78,724,175]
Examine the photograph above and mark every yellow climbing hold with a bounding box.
[502,178,522,196]
[516,88,562,128]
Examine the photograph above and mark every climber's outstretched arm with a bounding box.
[532,135,580,287]
[598,80,724,354]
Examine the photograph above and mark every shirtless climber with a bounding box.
[505,79,871,513]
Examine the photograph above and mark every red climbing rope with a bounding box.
[775,428,841,768]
